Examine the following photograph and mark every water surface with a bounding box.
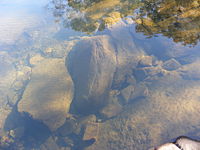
[0,0,200,150]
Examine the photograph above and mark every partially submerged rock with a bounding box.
[18,58,74,131]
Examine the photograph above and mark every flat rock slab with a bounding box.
[18,58,73,131]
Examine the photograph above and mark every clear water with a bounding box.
[0,0,200,150]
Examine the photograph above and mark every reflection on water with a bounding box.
[0,0,200,150]
[0,0,49,45]
[50,0,200,46]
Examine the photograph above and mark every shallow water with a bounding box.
[0,0,200,150]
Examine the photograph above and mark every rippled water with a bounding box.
[0,0,200,150]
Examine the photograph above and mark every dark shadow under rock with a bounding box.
[3,107,51,149]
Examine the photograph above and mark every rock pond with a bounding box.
[0,0,200,150]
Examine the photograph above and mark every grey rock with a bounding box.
[179,60,200,80]
[108,21,144,89]
[56,136,74,147]
[56,118,78,137]
[120,85,135,103]
[133,68,148,81]
[79,115,97,125]
[40,136,59,150]
[100,102,122,119]
[67,35,117,114]
[162,58,181,71]
[137,56,153,68]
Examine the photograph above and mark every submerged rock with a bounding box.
[120,85,135,103]
[137,56,153,68]
[18,58,74,131]
[83,71,200,150]
[29,54,45,66]
[162,58,181,71]
[83,122,99,141]
[67,35,117,114]
[67,21,144,114]
[0,52,16,130]
[40,136,59,150]
[100,102,122,119]
[179,60,200,80]
[56,118,78,137]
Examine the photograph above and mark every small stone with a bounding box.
[100,103,122,119]
[44,48,53,54]
[13,127,25,139]
[12,80,24,91]
[56,119,77,137]
[57,136,74,147]
[162,58,181,71]
[133,68,148,81]
[128,84,149,102]
[29,54,45,66]
[40,136,59,150]
[83,122,99,141]
[120,85,135,103]
[79,115,97,125]
[137,56,153,68]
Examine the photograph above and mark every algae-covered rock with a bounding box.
[67,35,116,114]
[18,58,74,131]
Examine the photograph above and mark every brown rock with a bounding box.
[18,58,74,131]
[83,122,99,141]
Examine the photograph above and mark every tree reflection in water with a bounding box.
[49,0,200,45]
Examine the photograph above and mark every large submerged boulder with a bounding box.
[67,21,144,114]
[18,58,74,131]
[67,35,117,114]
